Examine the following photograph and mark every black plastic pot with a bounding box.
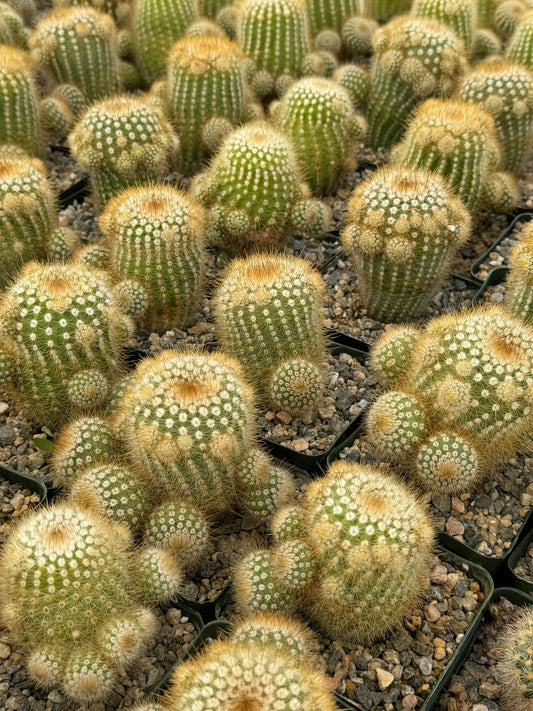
[471,210,533,282]
[0,462,47,505]
[506,518,533,598]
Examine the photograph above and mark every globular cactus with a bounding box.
[214,253,327,416]
[368,324,420,386]
[333,62,369,106]
[472,28,502,61]
[306,0,358,38]
[367,0,412,20]
[367,16,466,151]
[0,46,41,154]
[69,95,178,210]
[459,59,533,174]
[99,184,207,333]
[481,169,521,213]
[411,0,477,53]
[165,35,248,175]
[391,98,501,211]
[232,612,317,659]
[52,0,132,26]
[29,7,121,103]
[0,504,159,702]
[0,262,135,428]
[300,48,337,78]
[477,0,495,26]
[504,221,533,323]
[507,10,533,68]
[341,16,378,57]
[6,0,35,26]
[162,614,337,711]
[493,0,533,40]
[497,607,533,711]
[341,166,471,322]
[133,545,184,604]
[0,2,28,48]
[237,447,296,520]
[132,0,198,85]
[235,461,434,644]
[190,121,331,251]
[144,501,211,570]
[272,76,364,194]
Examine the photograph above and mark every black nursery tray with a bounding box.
[470,210,533,282]
[507,518,533,598]
[0,461,47,506]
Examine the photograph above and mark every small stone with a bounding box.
[0,402,9,415]
[430,564,448,585]
[0,642,10,659]
[451,496,465,514]
[292,438,308,452]
[445,516,465,536]
[424,604,441,622]
[0,424,15,446]
[377,668,394,690]
[434,647,446,661]
[276,411,292,425]
[11,492,24,511]
[345,679,355,694]
[479,681,499,699]
[402,695,418,708]
[472,705,489,711]
[417,656,432,676]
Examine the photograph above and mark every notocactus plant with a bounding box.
[341,16,378,57]
[214,253,327,415]
[497,607,533,711]
[272,76,365,193]
[493,0,533,40]
[237,447,296,520]
[504,221,533,322]
[6,0,35,26]
[52,0,132,26]
[411,0,476,52]
[0,1,28,48]
[367,0,412,20]
[333,62,369,106]
[367,15,466,150]
[144,501,211,570]
[459,59,533,174]
[0,504,159,702]
[341,166,471,322]
[190,121,331,251]
[235,461,434,643]
[98,184,207,333]
[29,7,121,103]
[506,10,533,68]
[477,0,495,26]
[472,27,502,61]
[0,46,41,154]
[306,0,358,38]
[69,95,178,209]
[0,262,135,428]
[368,324,420,386]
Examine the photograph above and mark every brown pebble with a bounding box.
[424,604,441,622]
[445,516,465,537]
[292,438,309,452]
[402,694,418,708]
[276,411,292,425]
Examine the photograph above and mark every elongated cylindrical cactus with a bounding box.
[307,0,358,37]
[0,2,28,48]
[497,607,533,711]
[411,0,476,52]
[0,46,41,154]
[506,10,533,68]
[367,0,412,20]
[504,221,533,323]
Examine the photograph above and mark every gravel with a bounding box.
[512,537,533,582]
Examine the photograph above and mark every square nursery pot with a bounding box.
[0,462,47,507]
[506,519,533,598]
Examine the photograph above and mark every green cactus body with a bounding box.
[112,350,256,511]
[0,262,134,427]
[0,46,41,155]
[411,0,476,52]
[132,0,198,85]
[52,416,119,485]
[307,0,358,36]
[414,431,481,493]
[505,222,533,322]
[166,35,246,175]
[273,76,361,193]
[342,167,471,322]
[481,169,520,213]
[493,0,532,40]
[6,0,35,26]
[368,324,420,386]
[477,0,494,26]
[52,0,132,26]
[30,7,121,103]
[214,253,327,414]
[498,608,533,710]
[237,447,296,520]
[232,612,317,660]
[144,501,210,570]
[99,184,206,333]
[69,95,177,210]
[473,28,502,61]
[507,11,533,68]
[391,98,500,211]
[134,545,184,604]
[459,59,533,174]
[341,16,378,57]
[367,0,412,20]
[197,0,229,16]
[0,2,28,48]
[333,63,369,106]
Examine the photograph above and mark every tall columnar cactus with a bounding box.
[190,121,331,251]
[507,10,533,67]
[235,0,310,96]
[391,98,501,211]
[367,0,412,20]
[411,0,476,52]
[52,0,132,26]
[367,16,466,151]
[272,76,364,194]
[0,504,160,703]
[214,253,327,415]
[497,607,533,711]
[166,35,247,175]
[132,0,198,85]
[235,461,434,643]
[504,221,533,323]
[0,46,41,154]
[0,2,28,48]
[477,0,495,26]
[99,184,207,333]
[29,7,121,103]
[0,262,135,428]
[341,166,471,322]
[459,59,533,174]
[69,95,178,209]
[306,0,358,38]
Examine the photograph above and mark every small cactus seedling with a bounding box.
[504,221,533,323]
[132,0,198,85]
[459,59,533,174]
[411,0,477,52]
[99,184,207,333]
[367,15,466,150]
[391,98,501,211]
[341,16,378,57]
[333,62,369,106]
[497,607,533,711]
[341,166,471,322]
[29,7,121,103]
[0,262,135,428]
[0,2,28,48]
[506,10,533,68]
[367,0,412,20]
[69,95,178,209]
[272,76,364,194]
[214,252,327,415]
[191,121,331,251]
[0,46,41,155]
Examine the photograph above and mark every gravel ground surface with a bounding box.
[512,537,533,582]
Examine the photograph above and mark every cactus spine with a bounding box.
[506,10,533,68]
[504,221,533,322]
[411,0,477,52]
[367,0,412,20]
[0,46,41,155]
[497,607,533,711]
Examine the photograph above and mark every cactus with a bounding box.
[0,2,28,48]
[69,95,178,210]
[367,0,412,20]
[493,0,532,39]
[368,324,420,386]
[0,504,159,702]
[214,253,327,415]
[342,16,378,57]
[504,221,533,322]
[237,447,296,519]
[52,0,132,26]
[52,416,119,485]
[497,607,533,711]
[6,0,35,26]
[166,35,247,175]
[235,461,434,643]
[0,46,41,154]
[144,501,211,570]
[481,169,520,213]
[391,98,501,211]
[411,0,477,52]
[232,612,317,659]
[132,0,198,85]
[306,0,358,37]
[30,7,121,103]
[133,546,184,603]
[341,166,471,322]
[272,76,364,194]
[99,184,207,333]
[473,28,502,61]
[367,16,466,151]
[414,431,482,493]
[477,0,495,26]
[333,62,369,106]
[300,49,337,78]
[507,10,533,68]
[0,262,135,428]
[191,121,331,251]
[459,59,533,174]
